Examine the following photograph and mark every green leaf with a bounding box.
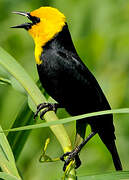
[0,64,10,78]
[28,95,37,112]
[0,77,11,85]
[0,172,20,180]
[0,46,45,106]
[7,100,34,161]
[78,171,129,180]
[0,126,21,179]
[10,76,26,94]
[3,108,129,132]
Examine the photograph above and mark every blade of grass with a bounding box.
[78,171,129,180]
[0,126,21,179]
[2,108,129,132]
[0,77,11,85]
[0,172,20,180]
[7,100,34,161]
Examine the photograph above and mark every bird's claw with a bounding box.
[34,103,58,120]
[60,149,81,171]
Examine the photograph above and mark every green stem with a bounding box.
[0,47,76,179]
[68,168,76,180]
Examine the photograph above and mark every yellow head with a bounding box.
[12,7,66,64]
[29,7,66,46]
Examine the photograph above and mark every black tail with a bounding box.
[99,134,122,171]
[110,142,122,171]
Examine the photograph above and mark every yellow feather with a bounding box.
[35,45,42,65]
[28,7,66,64]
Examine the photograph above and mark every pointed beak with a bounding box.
[12,11,30,17]
[11,11,40,30]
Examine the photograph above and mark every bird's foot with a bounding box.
[34,102,59,120]
[60,147,81,171]
[60,132,97,171]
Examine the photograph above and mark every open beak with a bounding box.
[11,11,40,30]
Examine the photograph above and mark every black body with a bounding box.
[37,24,122,170]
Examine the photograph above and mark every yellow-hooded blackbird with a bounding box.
[12,7,122,171]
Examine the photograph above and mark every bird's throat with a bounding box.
[35,44,43,65]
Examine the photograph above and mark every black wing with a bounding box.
[38,47,115,139]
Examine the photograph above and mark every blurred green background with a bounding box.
[0,0,129,179]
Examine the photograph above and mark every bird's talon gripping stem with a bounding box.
[62,149,81,171]
[34,102,59,119]
[60,132,96,171]
[60,149,81,171]
[60,152,71,161]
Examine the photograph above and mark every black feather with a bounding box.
[37,23,122,170]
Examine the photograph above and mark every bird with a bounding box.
[11,6,122,171]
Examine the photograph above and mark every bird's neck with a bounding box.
[35,24,77,65]
[43,23,77,53]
